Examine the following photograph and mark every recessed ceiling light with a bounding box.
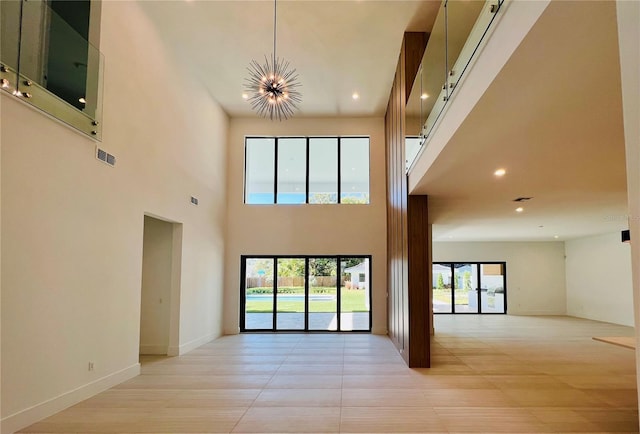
[420,93,429,100]
[242,93,249,100]
[494,168,506,177]
[515,207,524,213]
[352,92,359,100]
[554,235,559,239]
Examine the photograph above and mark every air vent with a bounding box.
[96,146,116,167]
[96,148,107,162]
[513,197,533,202]
[190,196,199,205]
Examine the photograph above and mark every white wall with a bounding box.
[433,241,566,315]
[1,2,228,432]
[140,216,173,355]
[616,0,640,418]
[224,117,387,335]
[565,232,633,326]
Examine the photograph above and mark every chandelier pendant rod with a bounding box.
[273,0,277,66]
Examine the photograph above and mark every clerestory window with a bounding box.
[244,136,370,205]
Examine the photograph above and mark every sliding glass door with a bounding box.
[243,258,275,330]
[308,258,338,331]
[480,263,506,313]
[433,263,453,313]
[433,262,507,314]
[454,263,478,313]
[276,258,306,330]
[241,255,372,332]
[340,257,371,331]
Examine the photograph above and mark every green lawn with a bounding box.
[246,287,368,313]
[433,288,472,305]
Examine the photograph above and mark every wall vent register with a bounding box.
[96,147,115,167]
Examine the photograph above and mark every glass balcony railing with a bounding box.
[1,0,103,140]
[405,0,505,172]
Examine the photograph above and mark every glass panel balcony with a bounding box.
[405,0,505,173]
[1,1,103,140]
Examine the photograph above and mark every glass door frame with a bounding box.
[433,262,507,314]
[240,255,373,332]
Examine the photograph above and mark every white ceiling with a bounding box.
[138,0,440,117]
[139,0,629,244]
[411,0,629,242]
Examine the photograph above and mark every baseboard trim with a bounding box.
[1,363,140,434]
[371,326,387,335]
[508,311,565,316]
[168,332,218,356]
[139,344,168,355]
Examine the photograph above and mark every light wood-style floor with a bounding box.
[21,315,638,433]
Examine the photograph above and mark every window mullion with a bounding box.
[305,137,310,204]
[304,258,310,330]
[273,257,277,331]
[337,137,342,204]
[337,255,341,331]
[274,138,278,204]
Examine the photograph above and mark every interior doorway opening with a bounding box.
[139,215,182,357]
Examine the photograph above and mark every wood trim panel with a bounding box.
[385,32,431,367]
[404,32,429,104]
[407,195,430,367]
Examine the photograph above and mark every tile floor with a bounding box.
[20,315,639,433]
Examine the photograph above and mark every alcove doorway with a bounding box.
[139,215,182,357]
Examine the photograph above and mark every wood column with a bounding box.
[385,32,431,368]
[407,195,431,366]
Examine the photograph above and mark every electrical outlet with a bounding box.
[88,361,94,371]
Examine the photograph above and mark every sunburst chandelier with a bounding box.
[245,0,301,121]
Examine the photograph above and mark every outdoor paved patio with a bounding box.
[245,312,370,331]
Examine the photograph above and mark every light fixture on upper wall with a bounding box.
[244,0,301,121]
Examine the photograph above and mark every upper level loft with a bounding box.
[1,0,103,140]
[405,0,505,174]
